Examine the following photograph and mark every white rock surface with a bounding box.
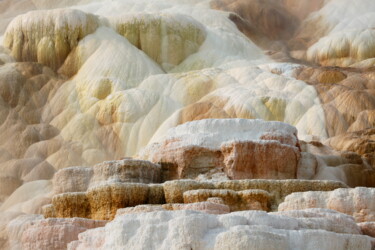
[297,0,375,67]
[69,209,373,250]
[279,187,375,223]
[143,118,298,151]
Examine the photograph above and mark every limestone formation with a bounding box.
[52,192,91,219]
[87,183,150,220]
[4,9,99,70]
[279,187,375,222]
[111,13,206,71]
[21,218,107,250]
[140,119,301,180]
[116,199,231,216]
[183,189,270,211]
[0,180,52,214]
[69,210,373,250]
[221,140,300,179]
[358,222,375,237]
[42,204,56,219]
[273,209,362,234]
[52,167,93,195]
[162,199,231,215]
[211,0,299,44]
[5,214,43,250]
[0,1,375,249]
[326,128,375,169]
[163,179,346,210]
[89,159,161,187]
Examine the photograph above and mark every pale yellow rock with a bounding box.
[4,9,99,70]
[111,13,206,71]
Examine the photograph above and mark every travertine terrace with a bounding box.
[0,0,374,249]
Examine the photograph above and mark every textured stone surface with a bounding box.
[21,218,107,250]
[52,192,91,219]
[211,0,299,43]
[0,2,375,249]
[326,128,375,169]
[279,187,375,222]
[0,212,32,250]
[111,13,206,71]
[4,9,100,70]
[140,119,300,180]
[52,167,93,195]
[87,183,149,220]
[89,159,161,187]
[221,140,300,179]
[6,214,43,250]
[163,200,231,215]
[42,204,56,219]
[273,209,361,234]
[116,199,231,216]
[358,222,375,237]
[69,210,373,250]
[183,189,270,211]
[163,179,346,210]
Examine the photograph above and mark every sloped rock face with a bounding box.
[140,119,301,180]
[68,210,373,250]
[326,128,375,169]
[21,218,107,250]
[279,187,375,223]
[210,0,299,44]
